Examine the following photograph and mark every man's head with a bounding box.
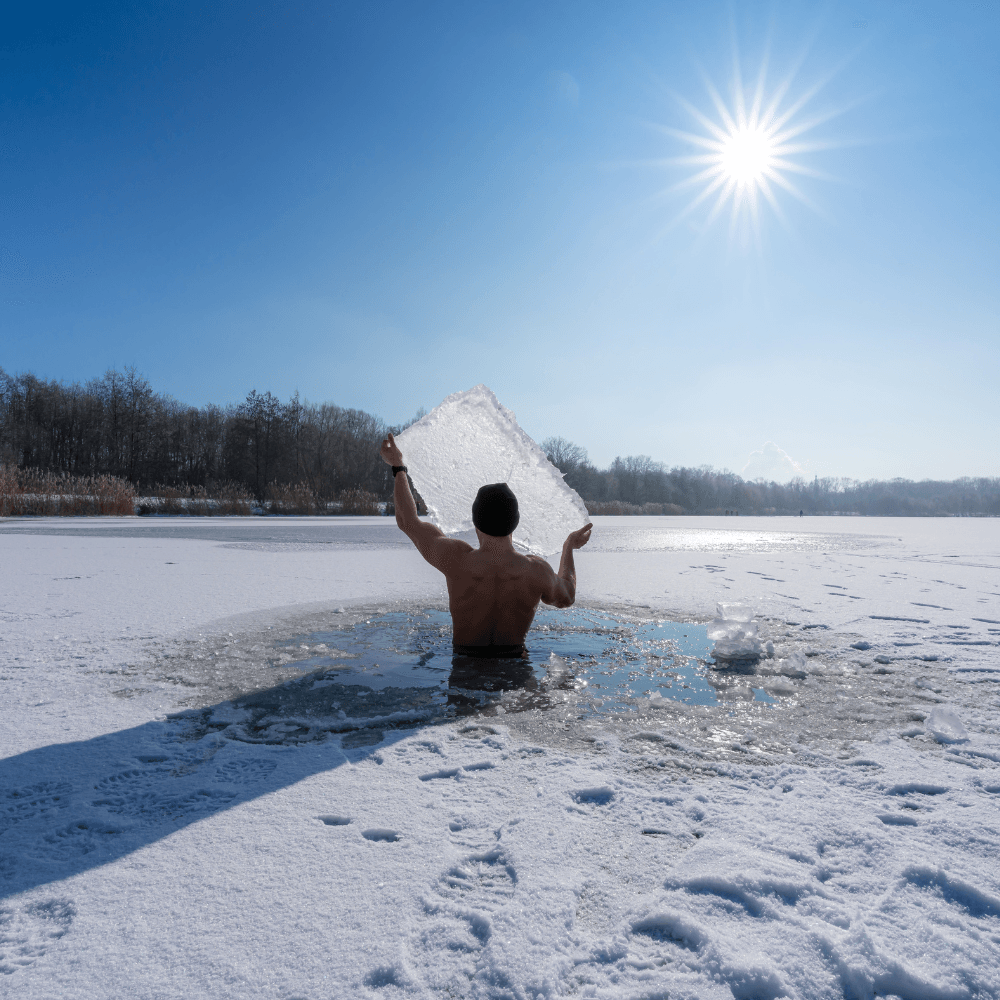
[472,483,519,538]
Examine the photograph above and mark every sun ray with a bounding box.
[748,44,769,130]
[668,165,729,194]
[668,92,732,143]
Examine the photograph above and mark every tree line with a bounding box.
[0,366,395,502]
[1,366,997,515]
[540,438,1000,517]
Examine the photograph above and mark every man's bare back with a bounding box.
[379,433,592,649]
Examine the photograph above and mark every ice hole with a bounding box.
[259,607,746,726]
[235,608,781,746]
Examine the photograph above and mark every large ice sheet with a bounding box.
[395,384,588,555]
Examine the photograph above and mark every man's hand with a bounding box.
[380,432,403,466]
[565,523,593,550]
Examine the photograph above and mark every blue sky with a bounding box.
[2,1,997,480]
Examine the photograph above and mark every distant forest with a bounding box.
[1,367,998,516]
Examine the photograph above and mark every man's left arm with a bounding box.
[537,522,592,607]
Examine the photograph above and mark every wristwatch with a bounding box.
[391,465,407,477]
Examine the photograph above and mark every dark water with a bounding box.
[261,608,774,724]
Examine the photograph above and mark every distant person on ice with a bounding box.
[380,432,592,657]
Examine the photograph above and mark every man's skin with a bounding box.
[380,432,593,647]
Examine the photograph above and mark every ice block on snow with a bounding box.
[708,602,762,661]
[395,384,589,555]
[925,706,968,743]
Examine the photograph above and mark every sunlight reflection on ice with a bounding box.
[587,522,890,553]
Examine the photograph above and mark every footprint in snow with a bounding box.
[215,758,277,784]
[362,828,400,842]
[878,813,919,826]
[419,762,495,781]
[1,782,73,836]
[405,848,518,994]
[571,786,615,807]
[36,820,123,861]
[0,898,75,975]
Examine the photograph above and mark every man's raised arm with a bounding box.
[378,432,468,571]
[539,522,593,608]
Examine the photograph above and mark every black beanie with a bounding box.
[472,483,519,537]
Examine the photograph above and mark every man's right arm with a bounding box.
[380,432,469,573]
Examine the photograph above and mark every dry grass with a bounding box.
[339,487,381,516]
[213,481,254,516]
[584,500,685,516]
[267,481,319,515]
[137,482,254,516]
[0,466,136,516]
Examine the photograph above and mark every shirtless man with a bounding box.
[379,432,593,656]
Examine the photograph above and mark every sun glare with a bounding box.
[658,43,845,243]
[721,126,774,184]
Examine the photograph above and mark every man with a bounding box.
[379,432,593,657]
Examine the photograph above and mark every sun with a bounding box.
[658,45,845,242]
[720,125,774,185]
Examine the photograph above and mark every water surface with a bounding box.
[267,607,734,722]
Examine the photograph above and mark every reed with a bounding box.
[0,466,136,516]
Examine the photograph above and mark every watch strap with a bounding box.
[391,465,407,477]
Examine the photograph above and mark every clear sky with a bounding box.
[2,1,997,481]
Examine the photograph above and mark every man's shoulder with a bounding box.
[438,536,475,556]
[524,553,554,573]
[411,526,474,572]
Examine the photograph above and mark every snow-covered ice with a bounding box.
[2,514,999,998]
[396,385,589,554]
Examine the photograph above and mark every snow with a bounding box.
[2,514,999,998]
[396,385,589,554]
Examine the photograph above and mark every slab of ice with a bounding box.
[926,706,968,743]
[709,603,762,661]
[716,602,755,622]
[395,384,589,555]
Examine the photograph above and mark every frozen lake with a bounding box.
[2,515,999,998]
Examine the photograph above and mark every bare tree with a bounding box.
[541,437,588,473]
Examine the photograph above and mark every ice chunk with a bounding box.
[395,385,588,555]
[926,706,968,743]
[709,627,761,661]
[776,651,807,678]
[716,602,754,622]
[708,606,762,661]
